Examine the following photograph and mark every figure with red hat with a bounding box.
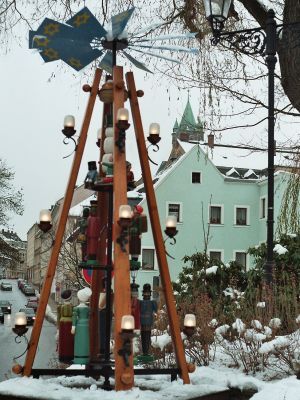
[129,205,147,270]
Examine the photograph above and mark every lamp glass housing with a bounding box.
[203,0,231,21]
[149,123,160,135]
[119,205,132,219]
[117,108,129,122]
[184,313,196,328]
[14,312,27,327]
[97,128,102,139]
[63,115,75,128]
[166,215,177,228]
[39,209,52,223]
[121,315,135,331]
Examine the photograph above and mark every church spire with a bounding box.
[178,97,197,132]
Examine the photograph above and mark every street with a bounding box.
[0,279,57,381]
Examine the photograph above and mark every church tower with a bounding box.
[168,97,204,163]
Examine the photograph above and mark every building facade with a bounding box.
[0,229,27,279]
[133,100,290,292]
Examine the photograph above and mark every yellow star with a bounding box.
[73,12,90,27]
[33,37,50,47]
[44,23,60,36]
[43,48,59,60]
[68,57,82,69]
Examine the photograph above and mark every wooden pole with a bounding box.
[89,101,111,364]
[126,71,190,384]
[22,68,102,376]
[113,66,134,390]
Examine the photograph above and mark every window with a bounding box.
[209,251,222,262]
[260,197,266,219]
[192,172,201,184]
[235,252,247,269]
[210,205,222,224]
[235,207,248,225]
[167,202,182,223]
[142,249,155,270]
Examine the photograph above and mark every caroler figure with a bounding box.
[71,287,92,365]
[57,289,74,362]
[86,200,100,266]
[139,283,157,359]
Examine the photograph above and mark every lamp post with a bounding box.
[203,0,282,284]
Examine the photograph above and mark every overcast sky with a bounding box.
[1,3,298,241]
[1,36,198,240]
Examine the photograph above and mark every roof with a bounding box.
[173,119,179,130]
[141,139,290,194]
[178,98,197,131]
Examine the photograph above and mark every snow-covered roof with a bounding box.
[202,144,286,170]
[68,195,95,216]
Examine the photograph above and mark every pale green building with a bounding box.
[134,99,290,294]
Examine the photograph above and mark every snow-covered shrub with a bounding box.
[259,330,300,377]
[214,318,269,374]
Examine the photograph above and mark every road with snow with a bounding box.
[0,279,57,381]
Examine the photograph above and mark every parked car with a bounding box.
[0,300,12,314]
[1,282,12,291]
[19,308,36,325]
[0,310,4,324]
[26,298,38,312]
[23,285,36,296]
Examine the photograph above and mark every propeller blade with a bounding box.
[128,47,181,64]
[33,18,80,41]
[123,51,152,73]
[98,52,113,73]
[66,7,107,41]
[135,43,199,53]
[111,8,135,39]
[135,32,197,43]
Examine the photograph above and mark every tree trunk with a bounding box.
[239,0,300,113]
[278,0,300,112]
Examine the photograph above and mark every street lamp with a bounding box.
[203,0,281,284]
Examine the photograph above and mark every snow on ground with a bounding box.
[0,365,265,400]
[0,365,299,399]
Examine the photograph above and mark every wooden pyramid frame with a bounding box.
[21,66,190,391]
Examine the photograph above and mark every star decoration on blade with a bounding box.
[29,7,198,73]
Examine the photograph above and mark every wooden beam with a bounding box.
[113,66,134,390]
[89,101,111,363]
[22,68,102,376]
[126,71,190,384]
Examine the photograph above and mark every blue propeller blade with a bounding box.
[66,7,107,41]
[111,8,134,39]
[123,51,152,73]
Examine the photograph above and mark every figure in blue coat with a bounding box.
[140,283,157,355]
